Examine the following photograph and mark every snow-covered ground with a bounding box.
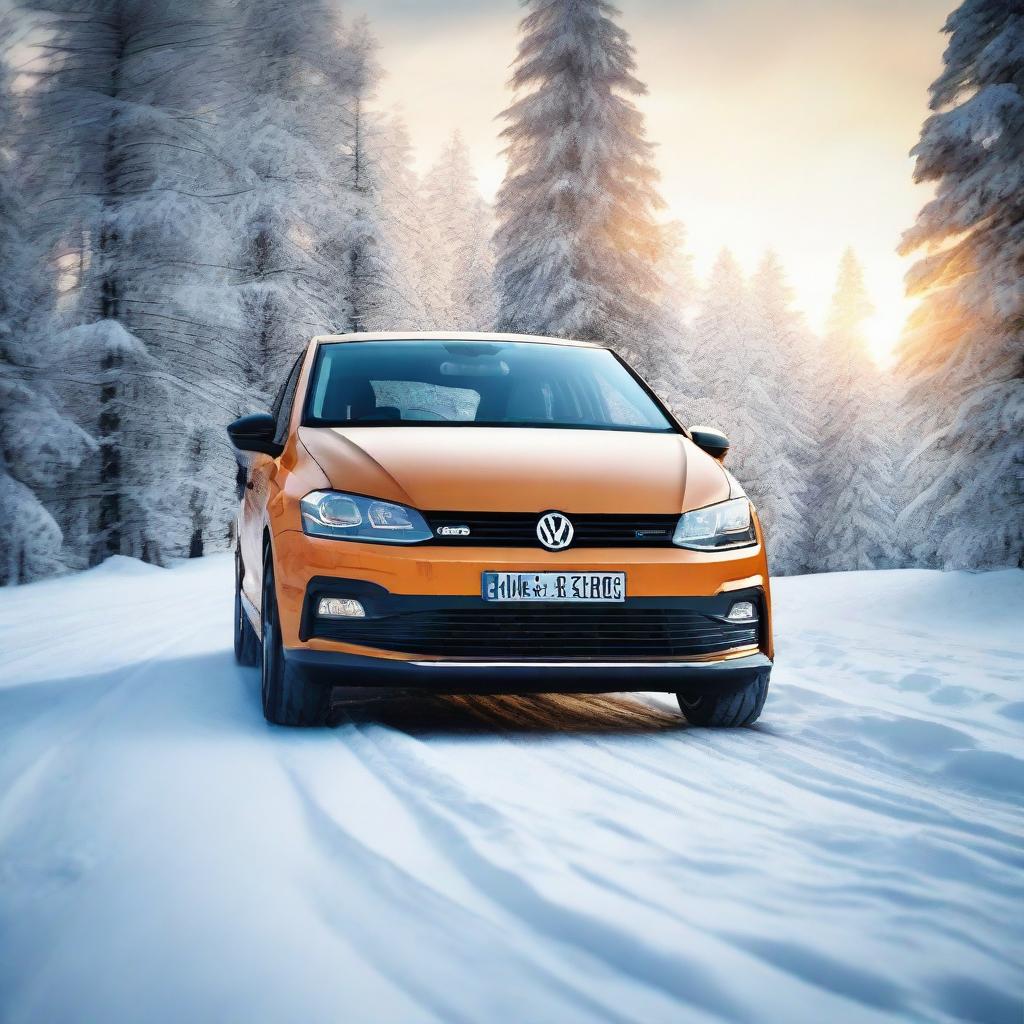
[0,556,1021,1024]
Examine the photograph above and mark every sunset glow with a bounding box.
[862,297,921,367]
[371,0,946,362]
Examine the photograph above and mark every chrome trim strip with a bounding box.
[409,656,768,670]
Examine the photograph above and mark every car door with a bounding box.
[239,353,305,611]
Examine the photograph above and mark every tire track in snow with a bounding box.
[277,753,647,1024]
[345,696,1021,1021]
[338,713,760,1023]
[601,702,1024,950]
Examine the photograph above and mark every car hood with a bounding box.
[297,426,730,514]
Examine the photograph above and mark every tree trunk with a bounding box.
[94,19,127,564]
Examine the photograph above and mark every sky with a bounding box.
[361,0,950,362]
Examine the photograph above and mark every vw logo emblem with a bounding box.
[537,511,574,550]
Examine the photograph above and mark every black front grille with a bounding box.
[425,512,679,547]
[313,605,758,659]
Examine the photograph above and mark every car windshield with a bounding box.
[304,340,676,433]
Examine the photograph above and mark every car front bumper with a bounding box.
[270,529,775,661]
[280,567,772,695]
[284,646,772,695]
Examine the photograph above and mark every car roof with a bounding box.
[309,331,604,350]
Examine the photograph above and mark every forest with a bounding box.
[0,0,1020,585]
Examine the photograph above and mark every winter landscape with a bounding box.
[0,0,1022,1021]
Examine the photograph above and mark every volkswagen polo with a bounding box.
[228,332,773,727]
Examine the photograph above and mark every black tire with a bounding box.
[261,551,332,726]
[676,671,770,728]
[234,548,261,666]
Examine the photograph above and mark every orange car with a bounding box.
[228,332,773,727]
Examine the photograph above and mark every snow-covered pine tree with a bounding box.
[745,252,816,575]
[685,249,815,572]
[811,249,896,571]
[420,132,496,330]
[687,250,761,464]
[0,38,93,584]
[641,223,703,426]
[227,0,354,397]
[315,17,432,335]
[661,221,699,327]
[359,113,445,332]
[21,0,241,565]
[895,0,1023,569]
[644,320,698,426]
[493,0,671,376]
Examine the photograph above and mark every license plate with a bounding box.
[481,571,626,603]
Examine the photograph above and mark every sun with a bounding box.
[862,297,918,368]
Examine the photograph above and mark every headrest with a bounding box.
[506,382,552,422]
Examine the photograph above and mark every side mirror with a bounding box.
[689,425,730,462]
[227,412,283,457]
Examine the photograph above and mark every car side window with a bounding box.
[273,355,304,445]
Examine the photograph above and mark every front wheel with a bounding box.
[261,552,332,726]
[676,671,770,728]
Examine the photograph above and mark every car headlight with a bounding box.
[673,497,757,551]
[300,490,433,543]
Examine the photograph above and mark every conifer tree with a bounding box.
[746,252,815,574]
[358,114,444,331]
[322,19,432,334]
[896,0,1023,569]
[0,43,93,583]
[645,224,702,423]
[689,250,760,454]
[662,222,698,325]
[686,250,818,573]
[420,132,496,330]
[493,0,670,375]
[20,0,243,565]
[229,0,354,392]
[811,250,896,571]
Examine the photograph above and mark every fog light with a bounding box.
[726,600,756,622]
[317,597,365,618]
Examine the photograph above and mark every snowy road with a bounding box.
[0,556,1021,1024]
